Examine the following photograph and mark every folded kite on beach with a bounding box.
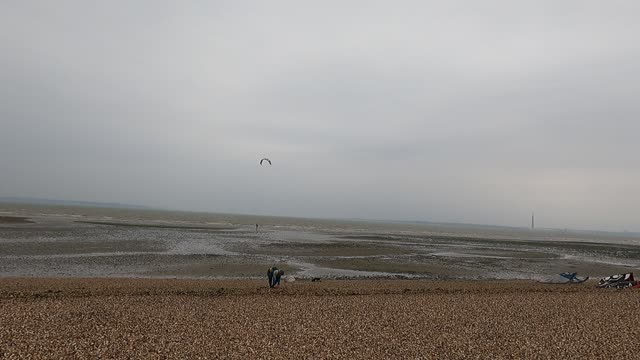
[559,272,589,283]
[539,272,589,284]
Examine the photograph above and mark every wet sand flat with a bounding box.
[0,216,34,224]
[1,204,640,280]
[1,278,639,359]
[240,241,415,257]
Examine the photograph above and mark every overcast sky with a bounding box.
[2,1,640,231]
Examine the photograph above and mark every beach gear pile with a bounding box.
[598,273,639,289]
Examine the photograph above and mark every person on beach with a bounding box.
[267,267,284,288]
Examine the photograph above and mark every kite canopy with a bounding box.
[260,158,272,165]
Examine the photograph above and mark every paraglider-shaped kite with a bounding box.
[260,158,272,166]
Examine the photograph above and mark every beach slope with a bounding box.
[1,278,638,359]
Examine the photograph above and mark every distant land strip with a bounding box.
[0,197,150,210]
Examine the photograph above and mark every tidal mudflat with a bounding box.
[0,204,639,280]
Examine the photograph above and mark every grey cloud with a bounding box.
[2,1,640,230]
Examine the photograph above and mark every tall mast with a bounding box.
[531,212,535,229]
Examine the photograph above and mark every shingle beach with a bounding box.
[1,278,638,359]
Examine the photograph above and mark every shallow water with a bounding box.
[1,203,639,280]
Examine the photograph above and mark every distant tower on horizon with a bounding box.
[531,212,535,230]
